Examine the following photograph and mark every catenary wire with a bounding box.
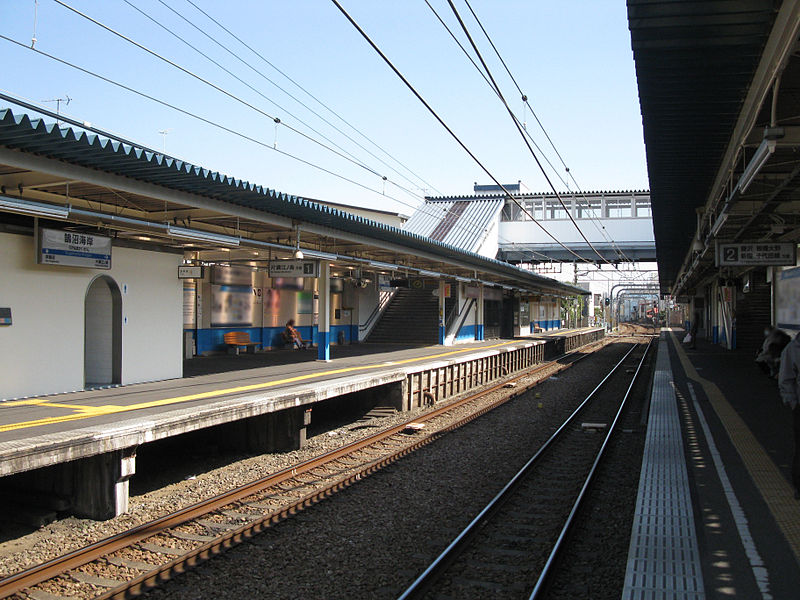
[183,0,443,197]
[444,0,609,266]
[423,1,636,267]
[122,0,385,181]
[328,0,589,265]
[147,0,439,199]
[426,0,632,265]
[14,6,627,273]
[460,0,634,264]
[66,0,624,270]
[0,37,405,203]
[47,1,500,247]
[52,0,414,188]
[426,1,622,267]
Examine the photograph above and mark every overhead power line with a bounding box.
[144,0,441,199]
[457,0,634,264]
[444,0,609,266]
[183,0,443,198]
[425,0,633,265]
[0,37,403,202]
[328,0,589,265]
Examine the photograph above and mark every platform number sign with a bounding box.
[722,246,739,264]
[716,242,796,267]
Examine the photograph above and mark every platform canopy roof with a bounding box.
[628,0,800,295]
[0,105,586,297]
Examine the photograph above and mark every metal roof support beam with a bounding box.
[0,148,584,296]
[673,1,800,295]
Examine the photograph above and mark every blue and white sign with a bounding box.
[39,228,111,269]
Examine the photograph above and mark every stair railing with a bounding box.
[359,288,397,339]
[445,298,476,344]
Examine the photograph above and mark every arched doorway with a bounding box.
[84,275,122,388]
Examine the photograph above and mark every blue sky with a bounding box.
[0,1,647,215]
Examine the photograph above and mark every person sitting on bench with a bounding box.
[284,319,307,349]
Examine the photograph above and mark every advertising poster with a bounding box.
[297,291,313,314]
[777,266,800,330]
[211,284,254,327]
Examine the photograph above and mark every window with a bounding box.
[546,200,568,220]
[606,197,632,218]
[635,198,651,217]
[576,199,602,219]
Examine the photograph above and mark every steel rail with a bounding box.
[0,340,609,600]
[529,337,653,598]
[396,341,643,600]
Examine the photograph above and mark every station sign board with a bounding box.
[716,242,797,267]
[38,227,111,269]
[268,259,320,278]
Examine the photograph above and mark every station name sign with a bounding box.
[38,227,111,269]
[716,242,797,267]
[268,259,320,278]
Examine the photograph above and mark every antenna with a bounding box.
[158,128,172,153]
[42,95,71,124]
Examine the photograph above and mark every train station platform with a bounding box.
[0,328,603,521]
[624,329,800,599]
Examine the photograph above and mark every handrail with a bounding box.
[445,298,475,342]
[359,288,396,333]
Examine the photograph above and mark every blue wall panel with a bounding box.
[456,324,476,341]
[187,323,360,355]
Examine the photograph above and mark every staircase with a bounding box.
[366,287,439,344]
[735,269,773,352]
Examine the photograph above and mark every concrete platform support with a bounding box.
[11,447,138,521]
[358,381,406,412]
[223,408,312,453]
[70,448,137,520]
[268,407,311,451]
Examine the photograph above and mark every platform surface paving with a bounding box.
[623,337,705,599]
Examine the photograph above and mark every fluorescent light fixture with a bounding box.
[367,260,398,271]
[710,209,729,237]
[454,276,471,283]
[301,249,338,260]
[0,196,70,219]
[166,225,240,247]
[417,269,441,278]
[738,138,776,193]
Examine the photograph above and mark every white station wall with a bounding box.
[0,232,182,400]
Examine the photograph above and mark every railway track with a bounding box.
[397,338,653,599]
[0,338,614,600]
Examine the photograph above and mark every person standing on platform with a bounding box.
[778,332,800,499]
[688,312,700,349]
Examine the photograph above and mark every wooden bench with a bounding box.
[224,331,260,354]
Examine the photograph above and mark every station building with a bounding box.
[0,105,587,402]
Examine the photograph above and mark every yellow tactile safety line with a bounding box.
[0,341,519,434]
[669,330,800,566]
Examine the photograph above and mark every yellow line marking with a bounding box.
[1,341,517,434]
[669,330,800,566]
[1,399,51,407]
